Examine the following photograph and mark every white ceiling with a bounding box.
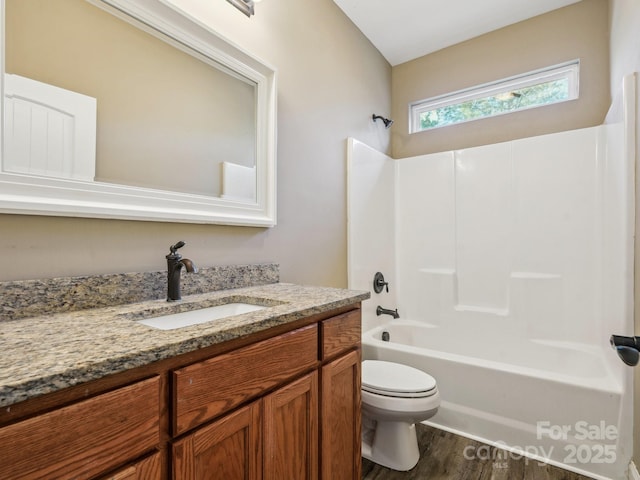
[332,0,582,66]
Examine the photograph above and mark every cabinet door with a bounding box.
[321,350,361,480]
[264,371,318,480]
[173,401,262,480]
[100,451,162,480]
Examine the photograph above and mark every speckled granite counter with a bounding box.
[0,282,369,408]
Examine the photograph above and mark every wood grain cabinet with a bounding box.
[173,372,319,480]
[321,350,361,480]
[100,451,163,480]
[264,371,318,480]
[0,376,160,480]
[173,400,262,480]
[320,310,362,480]
[172,325,318,436]
[172,326,320,480]
[0,305,362,480]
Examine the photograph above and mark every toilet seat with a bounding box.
[362,360,437,399]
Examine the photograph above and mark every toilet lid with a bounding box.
[362,360,437,398]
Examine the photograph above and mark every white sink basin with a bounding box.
[136,303,267,330]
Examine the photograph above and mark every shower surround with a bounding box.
[348,80,635,480]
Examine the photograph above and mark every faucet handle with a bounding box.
[373,272,389,294]
[170,241,186,254]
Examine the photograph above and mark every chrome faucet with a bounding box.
[166,241,198,302]
[376,306,399,319]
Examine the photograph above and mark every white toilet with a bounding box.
[361,360,440,471]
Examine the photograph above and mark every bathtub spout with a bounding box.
[377,306,399,319]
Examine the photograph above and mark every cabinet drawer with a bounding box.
[0,376,160,480]
[321,309,361,359]
[174,324,318,435]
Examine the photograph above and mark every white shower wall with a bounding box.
[347,138,397,329]
[397,127,629,352]
[349,120,634,384]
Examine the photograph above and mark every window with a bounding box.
[409,60,580,133]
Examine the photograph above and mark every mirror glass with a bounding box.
[0,0,277,226]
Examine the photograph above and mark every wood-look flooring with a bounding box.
[362,424,591,480]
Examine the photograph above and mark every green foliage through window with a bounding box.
[420,79,570,130]
[410,61,579,133]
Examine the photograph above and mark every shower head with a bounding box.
[610,334,640,366]
[372,114,393,129]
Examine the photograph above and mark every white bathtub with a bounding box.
[362,321,630,480]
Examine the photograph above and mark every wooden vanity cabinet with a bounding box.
[173,372,320,480]
[172,309,362,480]
[0,305,362,480]
[172,324,318,436]
[172,325,320,480]
[0,376,161,480]
[320,310,362,480]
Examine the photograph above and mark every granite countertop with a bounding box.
[0,283,369,408]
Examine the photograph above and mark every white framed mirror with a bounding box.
[0,0,277,226]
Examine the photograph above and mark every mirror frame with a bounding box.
[0,0,277,227]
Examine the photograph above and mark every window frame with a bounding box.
[409,59,580,133]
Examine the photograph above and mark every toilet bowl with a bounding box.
[361,360,440,471]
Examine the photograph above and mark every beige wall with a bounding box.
[391,0,610,158]
[609,0,640,468]
[0,0,392,285]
